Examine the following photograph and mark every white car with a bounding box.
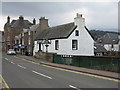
[7,49,16,55]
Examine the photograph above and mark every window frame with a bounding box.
[75,30,79,36]
[72,40,78,50]
[55,40,59,50]
[39,43,41,51]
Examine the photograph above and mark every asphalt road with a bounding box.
[2,53,119,89]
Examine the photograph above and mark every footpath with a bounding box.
[17,54,120,80]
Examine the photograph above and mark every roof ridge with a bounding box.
[46,22,74,30]
[35,22,75,40]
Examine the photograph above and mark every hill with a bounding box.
[90,30,119,41]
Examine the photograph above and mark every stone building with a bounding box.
[4,16,33,51]
[0,31,4,51]
[14,17,49,55]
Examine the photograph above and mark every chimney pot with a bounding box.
[40,17,45,19]
[33,18,36,25]
[19,15,24,20]
[77,13,82,18]
[7,16,10,23]
[39,16,49,30]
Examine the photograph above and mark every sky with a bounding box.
[0,0,119,32]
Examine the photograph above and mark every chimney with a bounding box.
[19,15,24,21]
[76,13,82,18]
[74,13,85,26]
[7,16,10,23]
[39,17,49,30]
[33,18,36,25]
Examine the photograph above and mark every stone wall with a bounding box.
[34,51,56,62]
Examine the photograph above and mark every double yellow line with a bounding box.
[14,56,40,65]
[14,56,120,83]
[0,75,10,90]
[42,65,120,83]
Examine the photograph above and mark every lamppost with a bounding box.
[44,39,50,53]
[45,44,49,53]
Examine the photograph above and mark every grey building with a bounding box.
[14,17,49,55]
[96,33,120,52]
[94,43,107,56]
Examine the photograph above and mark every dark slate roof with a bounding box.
[94,44,107,53]
[11,20,16,25]
[4,23,11,29]
[11,19,32,29]
[4,20,16,29]
[119,45,120,51]
[96,33,119,44]
[36,22,77,40]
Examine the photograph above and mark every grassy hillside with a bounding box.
[90,30,119,40]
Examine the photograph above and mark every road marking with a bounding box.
[69,85,81,90]
[10,62,15,64]
[13,56,120,82]
[42,65,120,82]
[32,70,52,79]
[17,65,26,69]
[14,56,40,65]
[0,75,10,90]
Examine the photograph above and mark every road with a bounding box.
[2,53,119,89]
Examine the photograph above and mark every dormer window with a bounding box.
[99,39,102,43]
[75,30,79,36]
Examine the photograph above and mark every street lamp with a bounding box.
[44,39,50,53]
[45,44,49,53]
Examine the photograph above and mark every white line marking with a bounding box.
[32,70,52,79]
[17,65,26,69]
[5,58,8,60]
[69,85,81,90]
[10,62,15,64]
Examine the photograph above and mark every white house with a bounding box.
[33,13,94,56]
[96,33,120,52]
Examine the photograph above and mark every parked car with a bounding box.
[7,49,16,55]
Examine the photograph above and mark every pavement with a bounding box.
[17,54,120,80]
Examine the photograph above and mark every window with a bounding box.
[75,30,79,36]
[72,40,78,50]
[39,43,41,51]
[55,40,59,50]
[111,44,114,48]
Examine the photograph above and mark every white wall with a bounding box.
[104,44,119,51]
[33,14,94,56]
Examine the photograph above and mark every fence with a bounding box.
[53,55,120,73]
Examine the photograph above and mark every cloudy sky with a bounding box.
[0,0,119,32]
